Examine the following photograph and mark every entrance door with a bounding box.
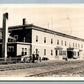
[56,50,58,56]
[67,51,73,58]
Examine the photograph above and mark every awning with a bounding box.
[55,46,63,50]
[0,35,16,40]
[8,36,16,40]
[79,49,82,52]
[67,48,74,51]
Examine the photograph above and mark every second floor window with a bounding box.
[8,46,14,52]
[76,43,77,48]
[44,37,46,43]
[51,38,53,44]
[78,44,80,48]
[57,40,59,45]
[36,35,38,42]
[61,40,63,45]
[65,41,67,46]
[73,43,74,47]
[14,35,18,41]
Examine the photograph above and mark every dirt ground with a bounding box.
[0,59,84,77]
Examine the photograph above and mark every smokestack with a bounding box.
[2,12,8,61]
[23,18,26,25]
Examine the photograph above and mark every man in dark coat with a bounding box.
[32,53,35,63]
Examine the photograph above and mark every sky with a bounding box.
[0,4,84,39]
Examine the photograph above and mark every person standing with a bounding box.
[32,53,35,63]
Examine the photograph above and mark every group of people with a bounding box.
[31,53,41,63]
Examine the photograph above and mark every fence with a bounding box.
[0,57,21,64]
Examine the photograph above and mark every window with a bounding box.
[44,37,46,43]
[78,44,80,48]
[8,39,11,42]
[44,49,46,55]
[74,52,76,56]
[25,48,27,55]
[73,43,74,47]
[57,40,59,45]
[22,48,24,56]
[51,38,53,44]
[81,44,83,48]
[63,51,66,55]
[65,41,67,46]
[61,40,63,45]
[8,46,14,52]
[69,43,71,47]
[56,50,58,56]
[36,35,38,42]
[14,35,18,41]
[51,50,53,56]
[59,50,62,55]
[76,43,77,48]
[78,52,79,56]
[22,48,27,56]
[36,48,38,54]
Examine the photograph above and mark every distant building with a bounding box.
[0,20,84,60]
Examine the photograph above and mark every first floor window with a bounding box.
[36,48,38,54]
[22,48,27,56]
[63,51,66,55]
[25,48,27,55]
[69,43,71,47]
[22,48,24,56]
[59,50,62,55]
[56,50,58,56]
[51,50,53,56]
[44,49,46,55]
[57,40,59,45]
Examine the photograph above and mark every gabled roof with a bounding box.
[8,24,84,42]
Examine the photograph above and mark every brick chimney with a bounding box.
[23,18,26,25]
[2,12,8,61]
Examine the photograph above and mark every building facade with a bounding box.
[4,24,84,60]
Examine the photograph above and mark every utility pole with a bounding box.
[2,12,8,61]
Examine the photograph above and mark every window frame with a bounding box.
[44,37,46,43]
[44,49,46,55]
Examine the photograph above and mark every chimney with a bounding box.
[23,18,26,25]
[2,12,8,61]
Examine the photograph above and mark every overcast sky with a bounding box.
[0,4,84,38]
